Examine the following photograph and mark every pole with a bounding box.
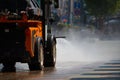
[70,0,73,27]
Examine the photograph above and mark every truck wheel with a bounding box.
[28,38,44,71]
[51,41,56,66]
[44,40,56,67]
[2,62,16,72]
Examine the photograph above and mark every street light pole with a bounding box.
[69,0,73,27]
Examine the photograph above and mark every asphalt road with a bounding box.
[0,60,120,80]
[68,60,120,80]
[0,39,120,80]
[0,61,95,80]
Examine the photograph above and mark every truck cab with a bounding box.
[0,0,58,72]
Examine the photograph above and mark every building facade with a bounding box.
[58,0,85,25]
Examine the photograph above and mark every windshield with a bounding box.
[0,0,28,12]
[0,0,41,12]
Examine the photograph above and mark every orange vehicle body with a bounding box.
[0,14,43,58]
[0,0,59,71]
[25,21,42,57]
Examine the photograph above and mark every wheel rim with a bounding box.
[39,45,44,66]
[53,43,56,63]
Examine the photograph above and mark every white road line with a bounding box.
[67,60,120,80]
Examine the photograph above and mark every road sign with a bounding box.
[74,9,80,15]
[74,2,81,9]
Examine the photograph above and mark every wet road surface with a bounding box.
[68,60,120,80]
[0,60,120,80]
[0,62,93,80]
[0,39,120,80]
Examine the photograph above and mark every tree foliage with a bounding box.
[84,0,120,17]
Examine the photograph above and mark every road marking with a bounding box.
[67,74,120,80]
[68,75,120,78]
[94,68,120,71]
[69,77,120,80]
[99,66,120,68]
[82,72,120,75]
[67,60,120,80]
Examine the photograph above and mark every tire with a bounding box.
[50,41,56,67]
[44,40,56,67]
[28,38,44,71]
[2,62,16,72]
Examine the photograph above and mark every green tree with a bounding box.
[84,0,120,30]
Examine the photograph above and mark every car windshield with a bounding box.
[0,0,41,12]
[0,0,29,12]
